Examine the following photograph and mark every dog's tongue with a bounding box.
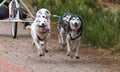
[40,27,49,33]
[41,27,46,32]
[72,28,78,32]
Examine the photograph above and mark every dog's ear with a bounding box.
[63,13,67,17]
[39,11,42,14]
[69,15,74,22]
[36,19,40,23]
[77,16,83,34]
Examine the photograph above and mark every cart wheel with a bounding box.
[11,2,18,38]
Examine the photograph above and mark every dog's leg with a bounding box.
[44,33,50,52]
[58,32,63,44]
[59,27,65,44]
[34,40,44,57]
[66,35,71,56]
[44,41,48,53]
[58,34,61,44]
[75,38,81,59]
[32,41,35,46]
[39,41,45,56]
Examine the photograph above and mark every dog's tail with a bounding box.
[25,25,31,30]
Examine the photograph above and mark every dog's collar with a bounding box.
[69,32,81,40]
[37,35,46,41]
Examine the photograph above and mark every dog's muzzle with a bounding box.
[37,26,49,33]
[72,23,79,32]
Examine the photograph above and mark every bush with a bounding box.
[30,0,120,53]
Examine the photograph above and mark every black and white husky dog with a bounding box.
[58,13,83,59]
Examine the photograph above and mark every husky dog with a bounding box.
[36,8,50,27]
[26,8,51,30]
[58,13,83,59]
[31,17,50,57]
[58,13,73,44]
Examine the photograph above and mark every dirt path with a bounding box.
[0,22,120,72]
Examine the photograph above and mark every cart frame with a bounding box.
[0,0,35,38]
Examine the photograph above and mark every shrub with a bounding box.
[30,0,120,53]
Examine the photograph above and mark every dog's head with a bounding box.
[36,8,50,19]
[62,13,73,24]
[69,15,82,33]
[35,18,49,33]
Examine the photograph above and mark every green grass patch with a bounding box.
[30,0,120,54]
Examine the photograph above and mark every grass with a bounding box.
[29,0,120,54]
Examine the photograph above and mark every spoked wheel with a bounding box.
[11,2,18,38]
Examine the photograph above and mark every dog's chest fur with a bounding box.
[36,27,49,41]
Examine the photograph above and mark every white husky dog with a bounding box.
[31,17,50,57]
[36,8,51,28]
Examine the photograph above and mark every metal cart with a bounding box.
[0,0,35,38]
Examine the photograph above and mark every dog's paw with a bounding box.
[39,54,45,57]
[69,52,74,59]
[39,52,45,57]
[62,43,66,48]
[32,42,35,46]
[38,50,44,57]
[67,52,70,56]
[45,50,48,53]
[75,56,79,59]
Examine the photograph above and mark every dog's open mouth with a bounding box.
[72,27,79,32]
[72,28,78,32]
[37,26,49,33]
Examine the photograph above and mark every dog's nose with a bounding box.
[75,22,78,27]
[75,22,77,25]
[42,23,45,26]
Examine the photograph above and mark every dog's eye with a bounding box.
[46,11,49,14]
[72,23,74,25]
[77,18,79,20]
[39,11,41,13]
[72,19,75,20]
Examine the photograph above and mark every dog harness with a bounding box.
[69,31,82,40]
[37,35,46,41]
